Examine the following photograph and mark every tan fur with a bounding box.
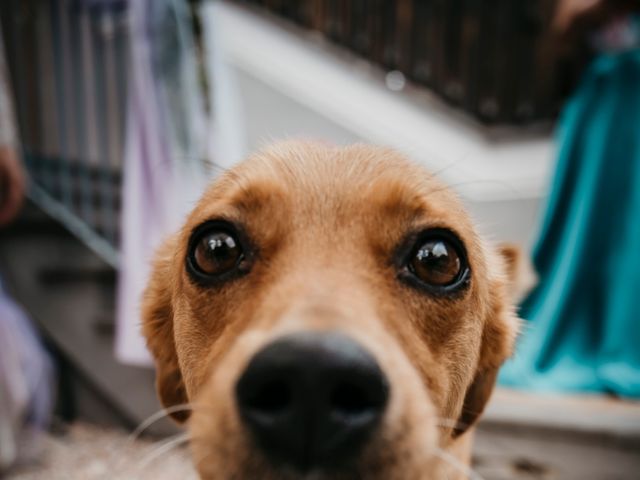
[141,141,523,479]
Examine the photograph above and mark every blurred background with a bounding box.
[0,0,639,479]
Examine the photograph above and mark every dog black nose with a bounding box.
[235,332,389,472]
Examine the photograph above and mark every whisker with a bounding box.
[128,403,215,444]
[432,446,485,480]
[428,153,469,181]
[426,178,525,201]
[133,432,192,474]
[111,403,216,476]
[432,417,469,431]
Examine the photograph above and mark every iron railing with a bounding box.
[236,0,584,124]
[1,0,128,267]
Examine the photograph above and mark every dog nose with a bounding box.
[235,332,389,472]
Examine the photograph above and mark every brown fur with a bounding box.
[142,141,522,479]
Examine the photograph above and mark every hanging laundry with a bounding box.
[116,0,209,365]
[500,15,640,398]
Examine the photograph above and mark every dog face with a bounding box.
[142,142,521,479]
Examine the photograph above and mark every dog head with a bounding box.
[142,142,522,479]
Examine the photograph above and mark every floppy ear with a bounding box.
[141,235,190,422]
[453,243,525,437]
[497,243,536,304]
[454,368,498,438]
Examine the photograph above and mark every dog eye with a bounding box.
[192,230,243,276]
[409,237,463,287]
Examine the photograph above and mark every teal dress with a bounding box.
[500,30,640,398]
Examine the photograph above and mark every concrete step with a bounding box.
[474,390,640,479]
[0,204,173,435]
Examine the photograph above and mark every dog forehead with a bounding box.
[198,142,468,227]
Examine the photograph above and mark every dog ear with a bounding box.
[453,243,524,437]
[454,368,498,438]
[141,235,190,422]
[496,243,536,303]
[453,311,517,437]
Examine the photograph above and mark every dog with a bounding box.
[141,141,523,479]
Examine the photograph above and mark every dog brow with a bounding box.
[373,181,430,222]
[224,178,286,214]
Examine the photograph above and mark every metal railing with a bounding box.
[236,0,585,124]
[1,0,128,267]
